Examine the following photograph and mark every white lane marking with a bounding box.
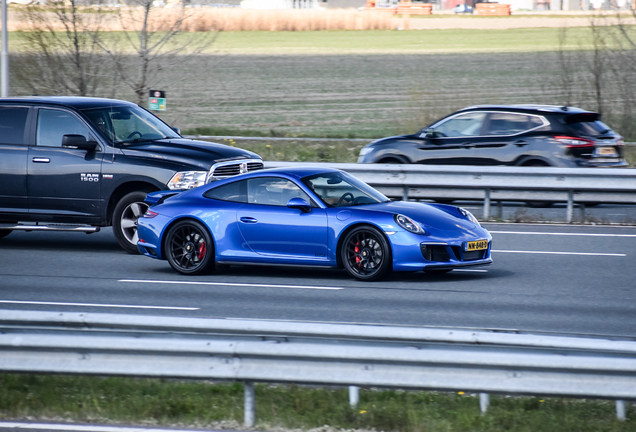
[0,422,205,432]
[490,231,636,238]
[119,279,344,290]
[452,269,488,273]
[0,300,199,311]
[492,250,626,257]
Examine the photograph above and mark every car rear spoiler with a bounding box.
[144,191,181,206]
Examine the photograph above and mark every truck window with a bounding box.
[36,109,91,147]
[0,107,29,145]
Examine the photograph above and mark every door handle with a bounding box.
[32,158,50,163]
[462,142,475,148]
[240,216,258,224]
[514,140,528,147]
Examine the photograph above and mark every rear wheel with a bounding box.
[165,220,215,275]
[341,226,392,281]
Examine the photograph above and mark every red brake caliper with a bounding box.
[197,242,206,260]
[354,242,361,266]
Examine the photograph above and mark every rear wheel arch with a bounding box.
[161,217,216,261]
[376,155,410,164]
[515,157,552,167]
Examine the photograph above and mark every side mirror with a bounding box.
[172,126,181,136]
[287,197,311,213]
[419,128,438,139]
[62,134,97,151]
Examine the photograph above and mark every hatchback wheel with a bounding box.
[165,220,215,275]
[341,226,391,281]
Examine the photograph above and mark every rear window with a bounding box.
[563,113,613,136]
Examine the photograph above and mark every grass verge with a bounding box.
[0,374,634,432]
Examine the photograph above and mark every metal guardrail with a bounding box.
[0,310,634,423]
[263,161,636,223]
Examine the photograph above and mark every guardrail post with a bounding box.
[566,190,574,224]
[244,381,255,427]
[497,200,503,220]
[402,186,409,201]
[349,385,359,408]
[483,189,491,220]
[579,203,586,223]
[479,393,490,415]
[616,400,626,421]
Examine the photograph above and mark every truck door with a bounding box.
[27,108,104,220]
[0,106,30,215]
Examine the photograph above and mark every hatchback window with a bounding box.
[36,109,92,147]
[567,120,612,136]
[434,112,486,138]
[0,107,29,145]
[485,113,544,136]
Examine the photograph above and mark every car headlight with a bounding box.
[167,171,207,190]
[458,207,480,226]
[394,214,427,235]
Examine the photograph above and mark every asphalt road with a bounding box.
[0,222,634,339]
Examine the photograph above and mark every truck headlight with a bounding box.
[167,171,207,190]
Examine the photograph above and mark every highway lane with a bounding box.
[0,223,634,339]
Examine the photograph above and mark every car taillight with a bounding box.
[143,209,159,218]
[554,136,595,148]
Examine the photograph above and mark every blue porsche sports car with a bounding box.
[137,167,492,281]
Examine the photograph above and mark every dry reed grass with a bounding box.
[11,7,396,32]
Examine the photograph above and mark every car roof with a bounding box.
[256,166,341,178]
[0,96,135,109]
[458,104,593,115]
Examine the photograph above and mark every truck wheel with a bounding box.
[113,191,150,254]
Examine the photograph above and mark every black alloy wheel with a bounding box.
[341,226,392,281]
[165,220,215,275]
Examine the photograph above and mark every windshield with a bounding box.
[301,172,389,207]
[81,105,180,144]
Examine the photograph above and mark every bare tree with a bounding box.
[16,0,111,96]
[96,0,219,105]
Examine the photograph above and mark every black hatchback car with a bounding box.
[357,105,627,168]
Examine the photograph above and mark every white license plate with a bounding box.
[596,147,618,157]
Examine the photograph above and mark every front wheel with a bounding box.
[165,220,215,275]
[341,226,392,281]
[113,191,150,254]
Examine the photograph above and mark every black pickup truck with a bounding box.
[0,96,263,253]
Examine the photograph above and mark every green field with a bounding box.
[12,26,631,140]
[1,374,634,432]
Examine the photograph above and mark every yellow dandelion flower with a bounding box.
[266,145,271,148]
[359,410,367,414]
[458,391,465,395]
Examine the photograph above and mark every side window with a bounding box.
[435,112,487,138]
[0,107,29,145]
[485,113,543,136]
[247,177,312,206]
[36,109,92,148]
[204,179,248,203]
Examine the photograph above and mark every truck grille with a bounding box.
[208,159,263,181]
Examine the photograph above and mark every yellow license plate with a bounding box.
[597,147,618,156]
[465,240,488,251]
